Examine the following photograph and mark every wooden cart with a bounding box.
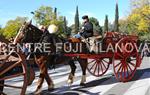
[0,50,35,95]
[64,32,142,82]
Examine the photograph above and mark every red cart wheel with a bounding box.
[87,57,111,77]
[113,37,141,82]
[0,51,30,95]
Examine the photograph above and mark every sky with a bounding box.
[0,0,130,27]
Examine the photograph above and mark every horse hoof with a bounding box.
[48,88,54,91]
[34,90,41,95]
[80,83,86,86]
[68,82,73,87]
[0,92,7,95]
[34,87,42,95]
[48,84,54,91]
[67,79,73,85]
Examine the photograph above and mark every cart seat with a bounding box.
[68,38,81,43]
[81,35,103,53]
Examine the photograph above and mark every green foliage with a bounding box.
[114,3,119,32]
[130,0,150,9]
[74,6,80,35]
[3,17,28,39]
[54,7,57,19]
[33,6,66,37]
[63,16,71,37]
[104,15,109,32]
[140,32,150,40]
[34,6,53,25]
[89,17,103,35]
[70,24,75,36]
[119,19,129,33]
[63,17,67,33]
[119,0,150,40]
[0,26,3,35]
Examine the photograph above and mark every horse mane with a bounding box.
[23,24,43,43]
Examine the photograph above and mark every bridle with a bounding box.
[13,24,26,44]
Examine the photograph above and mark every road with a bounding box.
[3,57,150,95]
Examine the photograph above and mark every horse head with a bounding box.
[13,20,43,44]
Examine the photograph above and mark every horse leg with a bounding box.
[35,70,54,93]
[67,59,76,85]
[44,68,54,91]
[0,73,5,94]
[34,56,53,94]
[78,59,87,86]
[35,74,44,94]
[34,68,45,94]
[0,80,4,94]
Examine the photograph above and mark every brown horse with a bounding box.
[13,21,88,94]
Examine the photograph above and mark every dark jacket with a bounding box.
[81,22,93,38]
[40,30,52,43]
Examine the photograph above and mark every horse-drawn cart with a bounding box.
[0,31,143,95]
[64,32,142,82]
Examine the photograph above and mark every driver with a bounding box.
[74,15,93,39]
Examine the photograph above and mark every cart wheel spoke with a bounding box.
[114,62,121,68]
[129,62,136,67]
[97,62,100,76]
[100,62,103,74]
[127,63,133,72]
[117,64,122,74]
[88,59,96,64]
[123,66,126,78]
[102,59,109,64]
[120,67,124,80]
[89,62,97,71]
[126,65,130,76]
[93,64,98,74]
[101,61,106,70]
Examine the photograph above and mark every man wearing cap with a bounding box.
[74,15,93,39]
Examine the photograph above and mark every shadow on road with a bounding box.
[27,68,150,95]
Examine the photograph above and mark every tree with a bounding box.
[74,6,80,35]
[104,15,109,32]
[63,16,67,33]
[89,17,103,35]
[119,0,150,40]
[34,6,53,25]
[119,19,129,33]
[63,16,71,37]
[3,17,28,39]
[128,1,150,33]
[114,3,119,32]
[33,6,65,36]
[0,26,3,35]
[70,24,75,36]
[54,7,57,20]
[130,0,150,9]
